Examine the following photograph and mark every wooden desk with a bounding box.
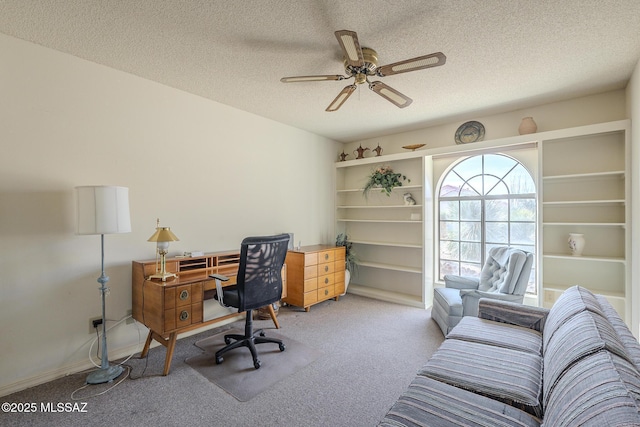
[132,251,286,375]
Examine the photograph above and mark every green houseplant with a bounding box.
[363,165,409,197]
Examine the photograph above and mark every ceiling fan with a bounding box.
[280,30,446,112]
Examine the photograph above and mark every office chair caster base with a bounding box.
[215,356,223,365]
[254,359,261,369]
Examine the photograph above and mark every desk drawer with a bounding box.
[318,273,334,288]
[318,250,335,264]
[318,262,335,276]
[303,290,318,306]
[304,277,318,292]
[304,265,318,279]
[317,284,335,301]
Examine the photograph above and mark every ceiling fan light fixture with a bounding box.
[280,30,445,111]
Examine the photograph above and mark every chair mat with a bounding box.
[185,329,322,401]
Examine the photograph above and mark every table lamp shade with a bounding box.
[76,186,131,235]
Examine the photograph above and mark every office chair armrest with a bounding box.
[209,274,230,307]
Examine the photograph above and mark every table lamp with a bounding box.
[76,185,131,384]
[147,219,179,281]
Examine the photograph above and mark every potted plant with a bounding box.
[336,233,358,295]
[363,165,410,198]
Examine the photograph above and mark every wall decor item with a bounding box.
[363,165,410,197]
[338,150,349,161]
[373,144,383,156]
[455,121,485,144]
[403,192,417,205]
[568,233,585,256]
[519,117,538,135]
[402,144,426,151]
[353,144,370,159]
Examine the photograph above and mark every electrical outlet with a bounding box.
[126,309,134,325]
[89,316,103,334]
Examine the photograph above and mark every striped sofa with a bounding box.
[378,286,640,426]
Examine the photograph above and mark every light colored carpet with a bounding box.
[1,294,444,427]
[186,329,322,401]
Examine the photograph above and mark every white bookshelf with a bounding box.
[539,121,630,323]
[335,156,426,307]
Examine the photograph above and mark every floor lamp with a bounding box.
[76,185,131,384]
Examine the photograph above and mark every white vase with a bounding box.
[518,117,537,135]
[568,233,585,256]
[341,269,351,296]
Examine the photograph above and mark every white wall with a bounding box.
[0,34,339,395]
[343,90,627,157]
[626,58,640,338]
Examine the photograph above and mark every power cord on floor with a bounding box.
[70,314,144,400]
[70,366,130,400]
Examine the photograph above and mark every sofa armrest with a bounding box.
[478,298,549,332]
[443,274,480,290]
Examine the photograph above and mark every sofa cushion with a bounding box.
[543,309,632,408]
[596,295,640,372]
[447,316,542,355]
[543,285,605,350]
[418,339,543,418]
[542,351,640,427]
[378,376,540,427]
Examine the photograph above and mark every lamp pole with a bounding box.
[86,234,124,384]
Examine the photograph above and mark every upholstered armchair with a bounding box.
[432,246,534,336]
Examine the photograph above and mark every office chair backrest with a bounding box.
[236,234,290,312]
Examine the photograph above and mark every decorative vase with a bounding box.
[341,269,351,296]
[568,233,585,256]
[518,117,537,135]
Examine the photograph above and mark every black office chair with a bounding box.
[210,234,290,369]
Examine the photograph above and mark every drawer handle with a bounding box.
[179,310,189,321]
[325,278,329,284]
[324,289,329,296]
[324,254,329,260]
[179,290,189,300]
[324,265,329,272]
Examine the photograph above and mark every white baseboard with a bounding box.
[0,315,241,398]
[347,284,426,309]
[0,341,143,397]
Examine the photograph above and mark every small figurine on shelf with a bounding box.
[403,193,417,205]
[338,150,349,162]
[373,144,383,156]
[353,144,370,159]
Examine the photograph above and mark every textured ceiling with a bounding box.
[1,1,640,142]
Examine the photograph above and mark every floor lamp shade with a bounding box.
[76,186,131,235]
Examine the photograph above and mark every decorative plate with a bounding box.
[455,121,485,144]
[402,144,426,151]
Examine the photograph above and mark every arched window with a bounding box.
[438,154,537,293]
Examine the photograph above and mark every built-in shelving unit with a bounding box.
[335,119,631,325]
[539,121,630,322]
[335,156,426,307]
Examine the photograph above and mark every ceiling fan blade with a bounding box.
[326,84,357,112]
[369,81,413,108]
[281,75,345,83]
[334,30,364,68]
[377,52,446,76]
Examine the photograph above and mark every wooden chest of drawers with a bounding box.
[283,245,345,311]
